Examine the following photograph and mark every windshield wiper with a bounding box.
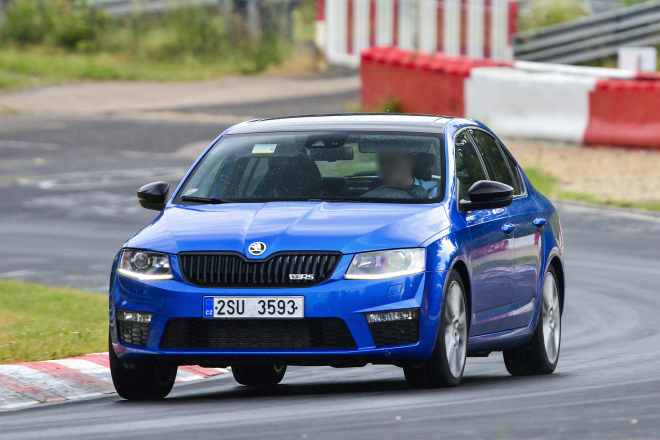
[307,198,345,202]
[181,196,234,204]
[307,198,370,203]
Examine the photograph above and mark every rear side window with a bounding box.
[470,130,515,190]
[499,143,524,195]
[454,131,488,202]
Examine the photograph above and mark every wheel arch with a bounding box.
[548,256,565,314]
[449,258,472,331]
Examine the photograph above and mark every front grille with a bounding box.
[118,321,150,347]
[178,252,342,288]
[368,319,419,347]
[160,318,357,350]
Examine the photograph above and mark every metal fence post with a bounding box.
[221,0,233,40]
[246,0,260,40]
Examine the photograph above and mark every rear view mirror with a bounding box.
[308,146,354,162]
[460,180,513,212]
[137,181,170,211]
[305,133,348,149]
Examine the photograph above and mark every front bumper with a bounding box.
[110,256,447,366]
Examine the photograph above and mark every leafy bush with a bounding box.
[380,96,402,113]
[518,0,590,32]
[46,0,104,50]
[1,0,48,44]
[0,0,292,71]
[1,0,105,49]
[621,0,650,5]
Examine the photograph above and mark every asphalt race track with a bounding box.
[1,96,660,439]
[0,115,226,290]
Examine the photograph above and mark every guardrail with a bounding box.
[86,0,224,15]
[86,0,296,16]
[514,0,660,64]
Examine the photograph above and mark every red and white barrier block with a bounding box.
[0,353,228,411]
[362,47,660,149]
[316,0,518,67]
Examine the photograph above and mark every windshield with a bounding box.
[175,131,445,204]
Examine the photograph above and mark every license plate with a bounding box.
[203,296,304,318]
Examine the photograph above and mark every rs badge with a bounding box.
[289,274,315,280]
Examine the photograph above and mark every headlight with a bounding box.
[118,249,172,280]
[344,248,425,280]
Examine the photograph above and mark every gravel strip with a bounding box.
[505,139,660,205]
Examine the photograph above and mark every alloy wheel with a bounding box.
[443,280,467,377]
[542,272,561,364]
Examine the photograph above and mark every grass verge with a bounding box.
[0,281,107,364]
[524,167,660,211]
[0,46,281,90]
[0,0,318,90]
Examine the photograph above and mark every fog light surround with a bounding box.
[365,308,418,324]
[117,309,152,347]
[365,308,420,347]
[117,309,153,323]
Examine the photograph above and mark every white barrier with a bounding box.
[363,46,660,149]
[316,0,518,67]
[465,68,597,142]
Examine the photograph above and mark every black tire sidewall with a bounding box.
[503,265,561,376]
[231,364,287,386]
[109,331,177,400]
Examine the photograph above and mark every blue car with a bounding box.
[109,114,564,400]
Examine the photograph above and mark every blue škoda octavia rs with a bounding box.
[109,114,564,400]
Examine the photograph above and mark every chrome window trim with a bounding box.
[466,126,528,200]
[496,140,528,199]
[452,126,491,213]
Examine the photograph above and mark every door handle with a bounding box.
[533,218,547,227]
[502,223,516,233]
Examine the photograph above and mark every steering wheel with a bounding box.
[361,185,414,199]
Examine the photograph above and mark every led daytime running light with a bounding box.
[117,268,173,280]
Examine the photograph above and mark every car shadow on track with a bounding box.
[120,372,549,405]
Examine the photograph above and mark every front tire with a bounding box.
[404,270,468,388]
[109,335,177,400]
[231,364,286,386]
[503,266,561,376]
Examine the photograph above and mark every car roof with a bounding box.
[226,114,453,135]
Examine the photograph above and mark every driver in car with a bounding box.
[363,152,438,199]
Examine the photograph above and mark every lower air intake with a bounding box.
[160,318,357,350]
[368,319,419,347]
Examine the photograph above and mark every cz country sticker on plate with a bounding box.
[203,296,304,318]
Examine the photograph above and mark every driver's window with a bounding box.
[454,131,487,202]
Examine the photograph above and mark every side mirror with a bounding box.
[460,180,514,212]
[137,181,170,211]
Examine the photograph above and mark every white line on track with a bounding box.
[556,200,660,222]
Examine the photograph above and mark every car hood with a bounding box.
[125,202,450,256]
